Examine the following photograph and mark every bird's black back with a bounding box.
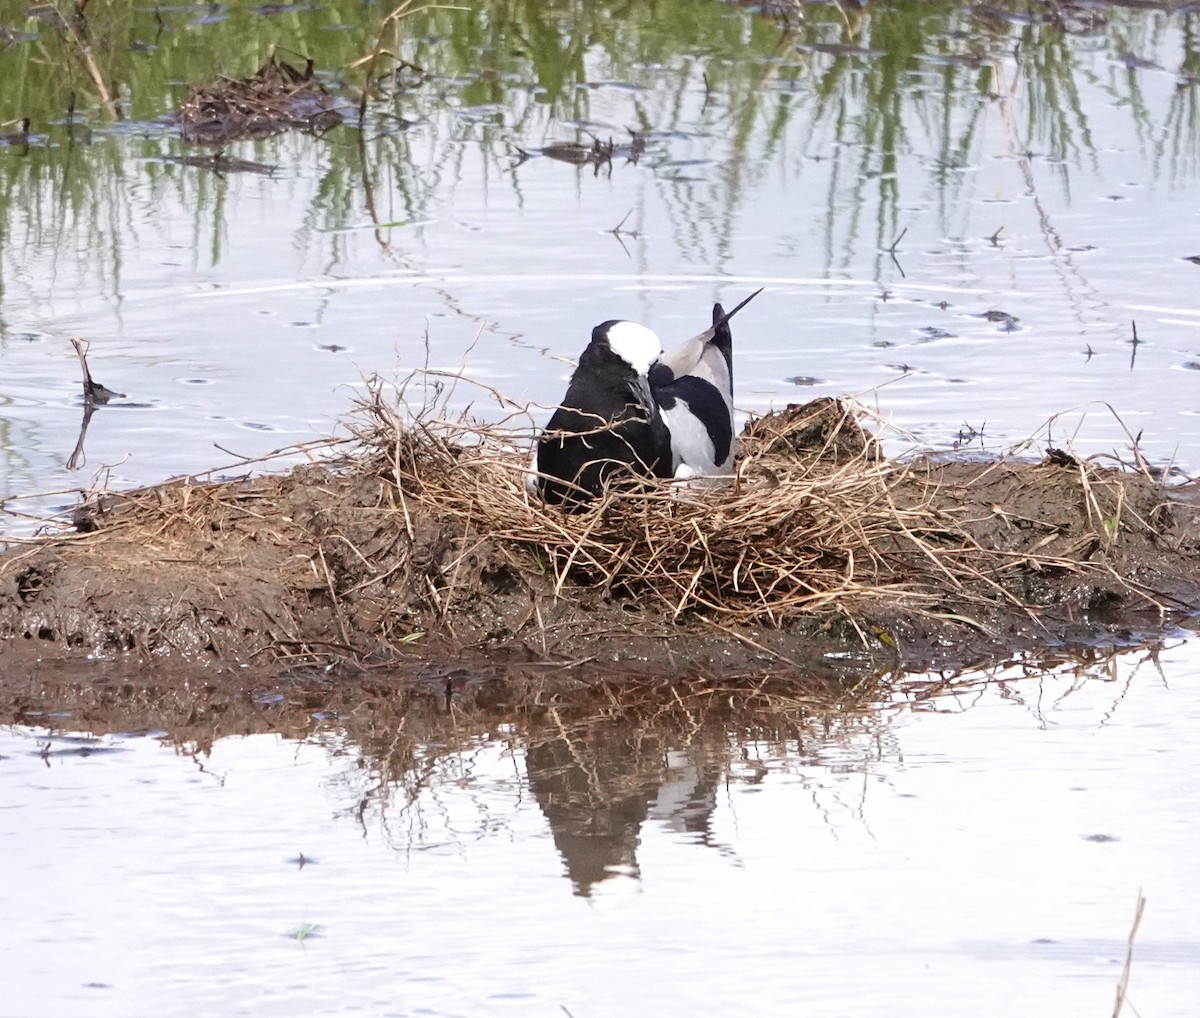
[537,333,672,508]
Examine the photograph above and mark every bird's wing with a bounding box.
[659,332,710,379]
[658,287,761,381]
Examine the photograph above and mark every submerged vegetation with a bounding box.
[1,0,1198,287]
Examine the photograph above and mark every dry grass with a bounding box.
[341,375,1136,635]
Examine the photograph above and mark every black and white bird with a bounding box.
[529,290,760,507]
[530,318,672,508]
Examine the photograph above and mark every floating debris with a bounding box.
[177,56,344,145]
[0,117,29,148]
[981,309,1020,331]
[155,151,279,177]
[512,130,646,174]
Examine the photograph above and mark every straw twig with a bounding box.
[1113,891,1146,1018]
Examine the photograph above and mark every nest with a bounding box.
[344,382,1166,637]
[177,56,344,144]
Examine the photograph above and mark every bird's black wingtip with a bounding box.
[711,287,762,332]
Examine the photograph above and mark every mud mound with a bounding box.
[1,393,1198,680]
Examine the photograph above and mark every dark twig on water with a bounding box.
[953,420,986,450]
[67,336,125,471]
[159,150,279,177]
[1129,320,1140,371]
[887,227,907,279]
[987,225,1005,245]
[541,136,612,169]
[506,140,532,166]
[515,130,644,178]
[608,209,640,257]
[71,336,124,406]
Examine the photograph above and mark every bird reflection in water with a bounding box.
[524,718,727,897]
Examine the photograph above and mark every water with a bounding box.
[2,2,1200,522]
[3,3,1200,1014]
[4,642,1200,1016]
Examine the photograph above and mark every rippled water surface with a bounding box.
[4,644,1200,1016]
[2,0,1200,520]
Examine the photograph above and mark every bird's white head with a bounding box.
[603,321,663,376]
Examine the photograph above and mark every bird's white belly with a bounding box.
[661,402,734,476]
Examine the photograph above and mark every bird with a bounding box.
[530,318,673,508]
[529,289,760,507]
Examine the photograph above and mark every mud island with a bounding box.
[2,390,1197,690]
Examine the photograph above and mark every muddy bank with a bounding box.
[1,398,1198,686]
